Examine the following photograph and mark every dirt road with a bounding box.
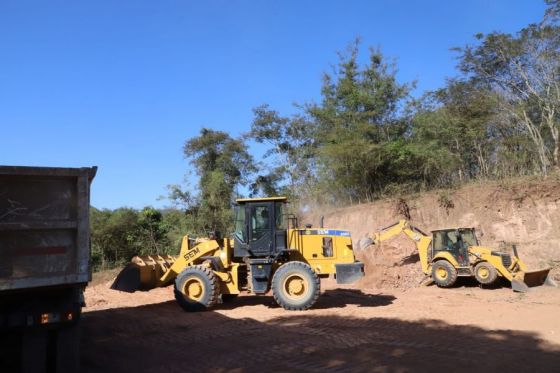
[81,279,560,372]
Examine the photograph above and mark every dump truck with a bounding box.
[362,220,557,292]
[0,166,97,373]
[112,197,365,311]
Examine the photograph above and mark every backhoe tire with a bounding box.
[431,260,458,288]
[174,265,220,312]
[272,261,320,311]
[474,261,498,285]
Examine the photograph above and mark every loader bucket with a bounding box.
[511,268,557,292]
[111,254,176,292]
[111,264,141,292]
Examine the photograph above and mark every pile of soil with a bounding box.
[354,235,426,290]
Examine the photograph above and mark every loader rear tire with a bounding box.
[174,265,219,312]
[474,261,498,285]
[431,260,458,288]
[272,261,320,311]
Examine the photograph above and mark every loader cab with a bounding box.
[432,228,478,266]
[233,197,288,258]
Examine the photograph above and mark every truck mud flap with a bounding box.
[335,262,365,284]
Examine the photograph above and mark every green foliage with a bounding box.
[308,42,414,202]
[90,206,190,272]
[248,105,315,201]
[456,4,560,173]
[177,128,255,236]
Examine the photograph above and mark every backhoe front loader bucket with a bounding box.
[111,254,176,292]
[511,268,557,292]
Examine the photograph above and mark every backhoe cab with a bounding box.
[367,220,556,292]
[112,197,364,311]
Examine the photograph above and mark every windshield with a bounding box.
[234,205,246,242]
[433,228,478,251]
[459,229,478,246]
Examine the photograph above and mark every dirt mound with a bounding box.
[302,176,560,289]
[355,237,425,290]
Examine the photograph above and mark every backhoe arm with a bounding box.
[371,220,432,274]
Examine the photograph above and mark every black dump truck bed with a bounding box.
[0,166,96,292]
[0,165,97,373]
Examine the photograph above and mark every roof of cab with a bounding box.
[431,227,475,233]
[235,196,288,203]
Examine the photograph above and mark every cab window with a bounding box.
[275,202,286,229]
[234,206,246,243]
[251,206,270,241]
[459,229,478,246]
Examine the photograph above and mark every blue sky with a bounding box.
[0,1,546,209]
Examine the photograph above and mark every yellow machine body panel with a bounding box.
[287,228,356,276]
[160,237,221,283]
[432,251,461,268]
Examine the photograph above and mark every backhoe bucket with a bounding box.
[111,254,176,292]
[511,268,557,292]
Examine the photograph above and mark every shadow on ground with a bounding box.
[80,299,560,373]
[214,289,396,310]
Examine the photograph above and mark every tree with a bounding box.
[306,41,414,202]
[457,4,560,173]
[410,80,503,184]
[90,207,140,269]
[248,104,316,200]
[136,207,170,253]
[182,128,254,235]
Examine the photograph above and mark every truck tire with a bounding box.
[271,262,320,311]
[174,265,219,311]
[474,261,498,285]
[431,260,458,288]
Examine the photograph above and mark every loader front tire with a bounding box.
[474,261,498,285]
[174,265,219,312]
[432,260,458,288]
[272,261,320,311]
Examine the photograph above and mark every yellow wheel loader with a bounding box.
[112,197,364,311]
[364,220,557,292]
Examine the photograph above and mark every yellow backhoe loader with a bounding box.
[112,197,364,311]
[363,220,557,292]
